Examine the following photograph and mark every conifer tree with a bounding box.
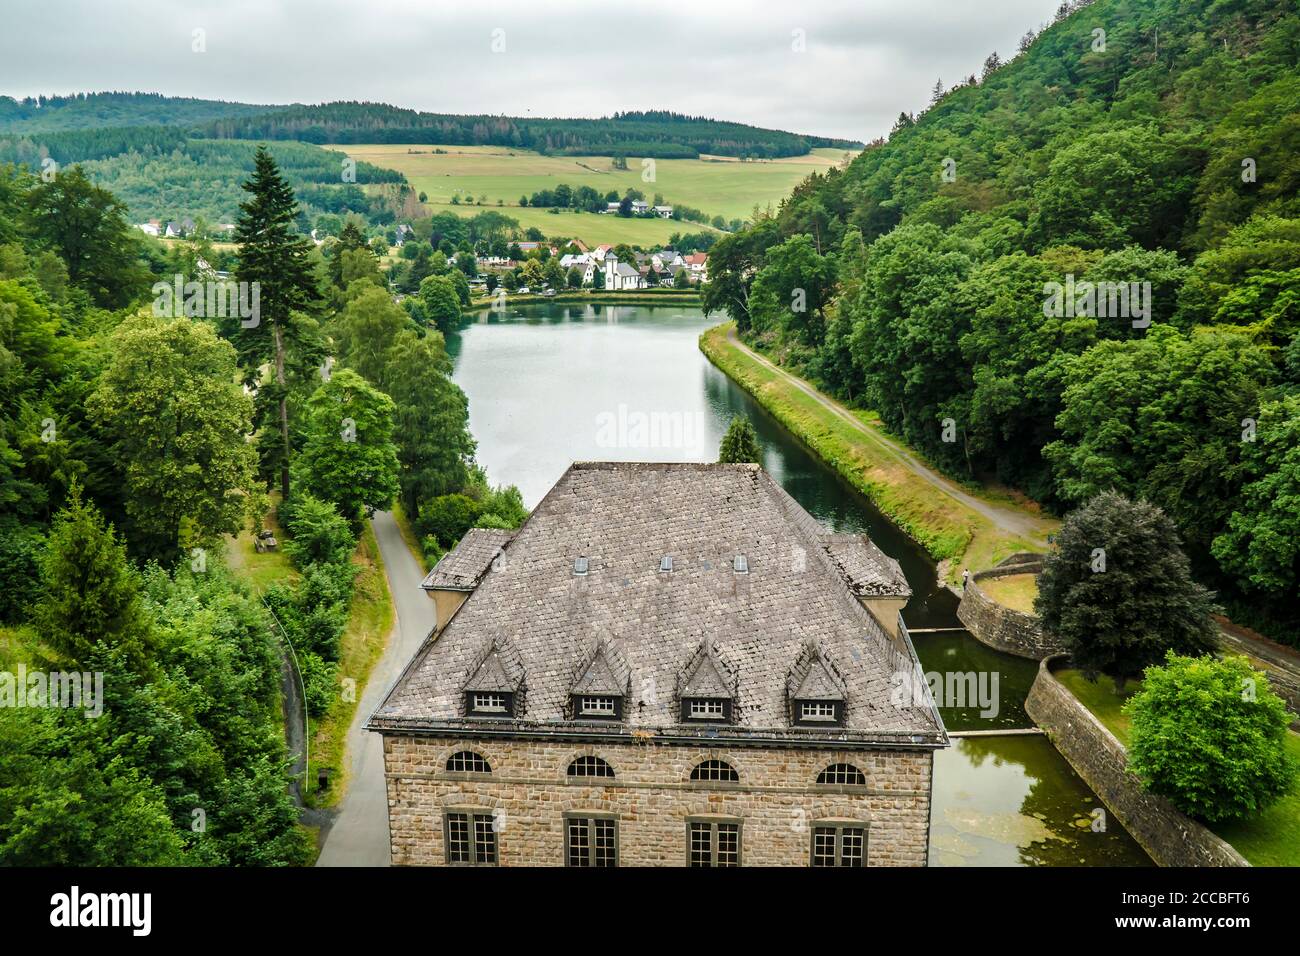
[718,417,762,464]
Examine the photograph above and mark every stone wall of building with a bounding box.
[1025,656,1249,868]
[381,735,934,867]
[957,558,1065,660]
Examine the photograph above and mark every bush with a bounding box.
[0,526,44,624]
[298,651,338,717]
[1035,492,1217,685]
[416,493,481,549]
[280,494,357,566]
[1126,652,1296,823]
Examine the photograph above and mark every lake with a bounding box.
[447,301,1150,866]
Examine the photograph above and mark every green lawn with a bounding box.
[980,573,1039,614]
[1056,668,1300,867]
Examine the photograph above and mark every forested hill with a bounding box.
[0,94,859,158]
[703,0,1300,637]
[0,91,288,132]
[197,103,861,158]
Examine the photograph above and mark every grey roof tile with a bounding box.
[372,462,945,746]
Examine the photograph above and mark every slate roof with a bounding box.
[421,528,515,592]
[677,641,736,700]
[371,462,946,748]
[821,534,911,598]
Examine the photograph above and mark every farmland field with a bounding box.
[338,143,854,245]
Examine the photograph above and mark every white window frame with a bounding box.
[688,698,726,720]
[800,701,838,722]
[579,695,617,716]
[472,692,507,713]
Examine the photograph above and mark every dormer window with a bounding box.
[574,556,589,576]
[659,555,673,573]
[683,697,731,722]
[797,700,841,724]
[468,692,513,715]
[733,553,748,573]
[577,694,621,719]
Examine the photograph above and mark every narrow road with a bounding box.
[316,509,435,867]
[724,326,1050,544]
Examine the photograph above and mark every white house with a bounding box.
[653,205,674,219]
[604,252,646,291]
[631,200,649,215]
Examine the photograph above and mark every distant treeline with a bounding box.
[0,91,288,133]
[203,104,859,158]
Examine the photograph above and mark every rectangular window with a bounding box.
[800,701,838,722]
[688,699,725,719]
[566,816,617,867]
[579,696,617,716]
[688,821,741,867]
[811,824,866,867]
[445,811,497,865]
[472,693,507,713]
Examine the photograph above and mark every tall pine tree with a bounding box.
[233,146,322,501]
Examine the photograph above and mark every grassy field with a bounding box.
[699,323,1052,581]
[340,143,852,245]
[980,573,1039,613]
[1056,668,1300,866]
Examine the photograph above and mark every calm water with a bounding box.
[448,302,1149,866]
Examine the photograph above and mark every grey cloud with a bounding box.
[0,0,1062,141]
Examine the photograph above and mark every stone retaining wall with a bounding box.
[1026,656,1249,867]
[957,558,1065,660]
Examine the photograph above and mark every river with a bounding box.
[446,301,1150,866]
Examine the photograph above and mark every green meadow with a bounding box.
[341,143,853,245]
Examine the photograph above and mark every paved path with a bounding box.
[723,327,1051,544]
[316,510,434,867]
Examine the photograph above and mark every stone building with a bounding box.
[368,462,947,867]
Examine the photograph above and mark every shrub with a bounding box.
[298,651,337,717]
[280,493,357,566]
[416,493,481,549]
[1126,652,1296,823]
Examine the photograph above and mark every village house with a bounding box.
[368,462,946,867]
[684,251,709,283]
[653,205,674,219]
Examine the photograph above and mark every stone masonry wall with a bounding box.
[957,559,1065,660]
[1026,656,1249,867]
[382,736,934,866]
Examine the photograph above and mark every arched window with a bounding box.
[816,763,866,786]
[446,751,492,774]
[567,756,615,778]
[689,759,739,783]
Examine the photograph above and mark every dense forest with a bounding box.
[0,130,407,226]
[703,0,1300,639]
[0,92,289,133]
[0,142,522,862]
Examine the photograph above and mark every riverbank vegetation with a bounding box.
[701,0,1300,644]
[701,323,1051,576]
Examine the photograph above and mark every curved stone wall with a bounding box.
[957,559,1065,660]
[1026,656,1249,868]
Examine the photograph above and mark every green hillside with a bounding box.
[703,0,1300,639]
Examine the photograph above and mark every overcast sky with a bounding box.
[0,0,1062,142]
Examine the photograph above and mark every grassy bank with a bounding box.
[225,509,395,811]
[700,323,1050,580]
[304,523,394,809]
[1057,668,1300,867]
